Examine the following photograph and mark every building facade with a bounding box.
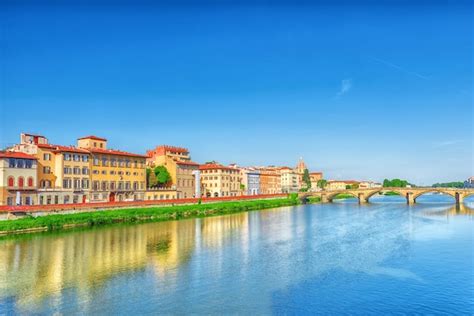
[147,145,200,199]
[0,152,38,206]
[12,133,91,204]
[258,167,282,194]
[327,180,360,191]
[280,167,300,193]
[77,136,147,202]
[240,168,260,195]
[199,163,240,197]
[309,172,323,190]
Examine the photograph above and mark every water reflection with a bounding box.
[0,200,472,314]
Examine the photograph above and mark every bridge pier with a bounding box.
[406,193,416,205]
[455,193,464,205]
[358,194,368,204]
[321,194,330,203]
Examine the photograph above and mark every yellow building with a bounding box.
[310,172,323,189]
[12,133,91,204]
[146,145,199,199]
[145,188,177,201]
[0,151,38,206]
[280,167,299,193]
[327,180,359,191]
[199,163,240,197]
[77,136,147,202]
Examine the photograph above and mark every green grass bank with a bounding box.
[0,197,302,236]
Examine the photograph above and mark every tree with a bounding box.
[147,168,158,188]
[383,179,391,187]
[240,183,246,191]
[154,166,172,186]
[302,169,311,189]
[317,179,327,189]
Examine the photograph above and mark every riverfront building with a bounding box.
[77,136,147,202]
[327,180,360,191]
[12,133,91,204]
[309,172,323,189]
[258,167,282,194]
[199,163,240,197]
[280,167,300,193]
[0,151,38,206]
[9,133,146,204]
[146,145,200,199]
[239,167,261,195]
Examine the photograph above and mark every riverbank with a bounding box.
[0,197,302,236]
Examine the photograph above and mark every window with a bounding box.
[18,177,24,188]
[25,160,33,168]
[64,153,71,161]
[82,167,89,175]
[8,159,15,168]
[43,166,51,174]
[82,179,89,189]
[82,155,89,162]
[44,153,51,161]
[27,177,34,187]
[7,197,13,206]
[64,195,70,204]
[102,157,108,166]
[63,179,71,189]
[7,177,14,187]
[54,195,59,204]
[93,158,99,166]
[25,197,32,205]
[74,179,80,189]
[16,159,24,168]
[73,154,80,162]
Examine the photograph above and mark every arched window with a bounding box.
[18,177,24,188]
[28,177,34,187]
[7,177,14,187]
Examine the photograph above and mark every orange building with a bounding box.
[146,145,200,199]
[258,167,282,194]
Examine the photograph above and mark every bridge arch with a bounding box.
[325,191,360,202]
[412,189,456,202]
[364,189,407,201]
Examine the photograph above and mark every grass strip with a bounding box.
[0,198,301,235]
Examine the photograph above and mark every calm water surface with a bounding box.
[0,195,473,315]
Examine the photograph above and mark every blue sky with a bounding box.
[1,1,472,185]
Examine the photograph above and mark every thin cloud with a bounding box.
[372,57,429,80]
[432,140,464,148]
[336,79,352,97]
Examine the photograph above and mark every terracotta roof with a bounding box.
[88,148,147,158]
[38,144,89,154]
[199,163,239,171]
[147,145,189,157]
[328,180,360,184]
[176,160,200,166]
[78,135,107,141]
[310,172,323,175]
[54,145,90,154]
[0,151,37,160]
[23,133,45,138]
[37,143,56,149]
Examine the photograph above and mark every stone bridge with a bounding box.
[299,187,474,205]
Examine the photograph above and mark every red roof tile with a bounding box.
[78,135,107,141]
[176,161,200,166]
[199,163,239,171]
[88,148,147,158]
[0,151,37,160]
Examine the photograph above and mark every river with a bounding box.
[0,195,473,314]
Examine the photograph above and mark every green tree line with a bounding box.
[382,179,413,188]
[432,182,464,188]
